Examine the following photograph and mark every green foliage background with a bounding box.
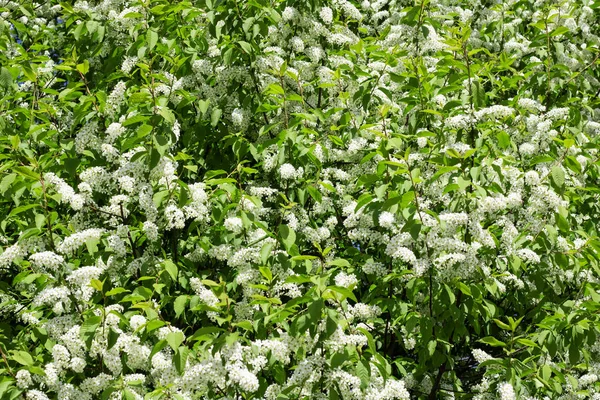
[1,0,600,399]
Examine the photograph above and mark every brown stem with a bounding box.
[0,346,15,378]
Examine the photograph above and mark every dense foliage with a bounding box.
[1,0,600,399]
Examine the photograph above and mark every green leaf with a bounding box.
[0,173,17,195]
[550,26,569,36]
[11,350,33,366]
[496,131,511,149]
[278,225,296,252]
[325,315,338,338]
[326,286,357,302]
[551,166,565,188]
[517,338,538,348]
[76,60,89,75]
[163,260,178,281]
[330,352,347,369]
[145,319,166,333]
[457,282,472,297]
[107,327,120,350]
[327,259,350,267]
[427,340,437,356]
[174,295,188,318]
[80,316,102,348]
[159,107,175,124]
[211,108,222,127]
[306,185,322,203]
[493,319,512,330]
[0,67,13,87]
[541,364,552,381]
[238,41,252,54]
[568,343,579,364]
[86,237,99,256]
[105,287,129,297]
[13,166,39,180]
[198,99,210,115]
[147,29,158,51]
[122,114,149,126]
[90,278,103,292]
[35,213,45,230]
[173,346,189,375]
[308,298,324,322]
[166,331,185,351]
[478,336,506,347]
[355,193,374,213]
[356,359,370,389]
[260,242,273,264]
[259,266,273,282]
[8,204,38,217]
[149,339,168,361]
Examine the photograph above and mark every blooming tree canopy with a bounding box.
[1,0,600,399]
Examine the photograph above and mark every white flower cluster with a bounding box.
[57,229,105,256]
[29,251,64,272]
[224,216,244,234]
[279,163,304,180]
[44,173,85,210]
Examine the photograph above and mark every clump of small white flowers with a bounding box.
[156,326,185,341]
[546,107,570,120]
[524,170,540,186]
[231,108,245,128]
[362,259,387,276]
[106,81,127,117]
[224,216,244,234]
[515,248,541,264]
[57,229,105,255]
[433,94,447,107]
[121,56,138,74]
[349,303,381,319]
[320,6,333,24]
[165,204,186,230]
[386,242,417,265]
[578,373,598,387]
[445,114,473,130]
[334,272,358,288]
[70,357,86,373]
[0,244,24,270]
[190,277,219,307]
[475,105,514,120]
[518,98,545,112]
[29,252,64,272]
[290,36,305,53]
[282,6,298,21]
[44,173,85,211]
[118,176,136,193]
[105,122,126,143]
[143,221,159,241]
[130,315,147,331]
[472,349,493,364]
[519,142,537,156]
[25,390,50,400]
[498,382,516,400]
[16,370,33,389]
[279,163,304,180]
[378,211,395,228]
[403,337,416,350]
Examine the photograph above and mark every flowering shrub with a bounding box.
[1,0,600,399]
